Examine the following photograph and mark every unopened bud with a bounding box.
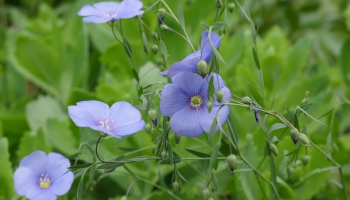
[152,44,158,54]
[254,107,260,123]
[148,109,157,126]
[152,32,159,40]
[173,181,180,194]
[202,188,211,200]
[207,101,213,112]
[298,133,310,147]
[226,154,237,172]
[269,143,278,157]
[216,90,224,103]
[144,123,152,134]
[228,2,235,13]
[290,129,299,144]
[287,166,294,177]
[241,96,252,104]
[121,196,127,200]
[175,134,181,144]
[157,57,163,65]
[161,150,168,160]
[197,60,208,76]
[158,8,166,24]
[160,24,168,31]
[302,155,309,166]
[216,0,223,8]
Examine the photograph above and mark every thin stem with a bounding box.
[125,179,137,197]
[339,168,349,200]
[111,26,123,44]
[95,136,105,162]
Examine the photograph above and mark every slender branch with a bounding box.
[95,136,105,162]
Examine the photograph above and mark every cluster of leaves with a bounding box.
[1,0,350,199]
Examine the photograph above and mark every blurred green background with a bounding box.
[1,0,350,199]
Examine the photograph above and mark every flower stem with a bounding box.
[95,136,105,163]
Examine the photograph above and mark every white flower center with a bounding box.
[39,174,51,189]
[106,7,117,18]
[99,117,114,130]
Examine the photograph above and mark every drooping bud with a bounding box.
[206,101,213,112]
[302,155,309,166]
[228,2,235,13]
[148,109,157,126]
[287,166,294,177]
[158,8,166,24]
[241,96,252,104]
[197,60,208,76]
[144,123,152,134]
[290,129,299,144]
[160,24,168,31]
[175,134,181,144]
[202,188,211,200]
[152,44,158,54]
[161,150,168,160]
[172,181,180,194]
[298,133,310,147]
[216,90,224,103]
[157,57,163,65]
[152,32,159,40]
[216,0,223,8]
[269,143,279,157]
[226,154,237,172]
[254,107,260,123]
[121,196,127,200]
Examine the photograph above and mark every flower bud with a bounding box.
[152,44,158,54]
[302,155,309,166]
[172,181,180,194]
[158,8,166,24]
[197,60,208,76]
[290,129,299,144]
[298,133,310,147]
[161,150,168,160]
[226,154,237,172]
[216,0,223,8]
[269,143,278,157]
[241,96,252,104]
[121,196,127,200]
[254,107,260,123]
[144,123,152,134]
[175,134,181,144]
[216,90,224,103]
[157,57,163,65]
[287,166,294,177]
[148,109,157,126]
[160,24,168,31]
[152,32,159,40]
[249,103,255,111]
[202,188,211,200]
[228,2,235,13]
[207,101,213,112]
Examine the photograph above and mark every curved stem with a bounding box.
[95,136,105,163]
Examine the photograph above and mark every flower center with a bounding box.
[106,7,117,18]
[99,117,114,130]
[39,174,51,189]
[190,95,203,108]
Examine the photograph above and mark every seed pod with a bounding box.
[197,60,208,76]
[216,90,224,103]
[144,123,152,134]
[228,2,235,13]
[287,166,294,177]
[152,32,159,40]
[161,150,168,160]
[173,181,179,194]
[216,0,223,8]
[269,143,279,157]
[175,134,181,144]
[206,101,213,113]
[148,109,157,126]
[152,44,158,54]
[202,188,211,200]
[290,129,299,144]
[302,155,309,166]
[226,154,237,172]
[298,133,310,147]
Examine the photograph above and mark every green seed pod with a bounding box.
[226,154,237,172]
[173,181,180,194]
[144,123,152,134]
[302,155,309,166]
[161,150,168,160]
[290,129,299,144]
[298,133,310,147]
[152,44,158,54]
[197,60,208,76]
[269,143,279,157]
[175,134,181,144]
[148,109,157,125]
[241,96,252,104]
[287,166,294,177]
[228,2,235,13]
[121,196,127,200]
[202,188,211,200]
[216,90,224,103]
[152,32,159,40]
[160,24,168,31]
[216,0,223,8]
[206,101,213,113]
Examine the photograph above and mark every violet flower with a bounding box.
[78,0,144,24]
[160,72,230,137]
[68,100,145,138]
[14,151,74,200]
[160,31,221,77]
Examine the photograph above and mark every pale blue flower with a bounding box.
[160,72,230,137]
[160,31,221,77]
[78,0,144,23]
[14,151,74,200]
[68,100,145,138]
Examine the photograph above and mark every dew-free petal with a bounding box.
[112,120,145,136]
[77,5,101,16]
[170,106,203,137]
[82,16,112,23]
[50,172,74,196]
[160,84,189,116]
[171,72,207,96]
[19,151,46,175]
[46,153,71,180]
[14,168,37,196]
[109,101,142,127]
[199,105,230,133]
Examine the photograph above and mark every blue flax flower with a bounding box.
[78,0,144,24]
[160,31,221,77]
[68,100,145,138]
[14,151,74,200]
[160,72,231,137]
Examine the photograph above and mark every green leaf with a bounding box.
[185,148,211,158]
[17,128,51,160]
[178,3,185,29]
[209,31,226,64]
[208,118,217,143]
[123,38,133,58]
[299,102,315,113]
[211,172,219,192]
[167,142,174,165]
[97,162,124,169]
[268,123,287,135]
[177,170,188,183]
[158,157,182,164]
[208,143,220,172]
[144,1,159,13]
[212,22,225,31]
[252,47,260,70]
[0,138,14,199]
[226,115,239,145]
[132,68,140,82]
[141,32,148,55]
[340,38,350,85]
[159,39,168,59]
[69,163,95,170]
[296,106,327,126]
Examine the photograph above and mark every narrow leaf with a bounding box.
[178,3,185,29]
[144,1,159,13]
[69,163,94,170]
[209,30,226,64]
[268,123,287,134]
[132,68,140,82]
[211,172,219,192]
[167,142,174,165]
[185,148,211,158]
[208,143,220,172]
[97,162,124,169]
[340,38,350,85]
[212,22,225,31]
[177,170,188,183]
[252,47,260,70]
[208,118,217,143]
[158,157,182,164]
[159,39,167,59]
[123,38,133,58]
[297,106,327,126]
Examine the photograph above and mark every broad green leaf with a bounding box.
[17,128,51,160]
[0,138,14,199]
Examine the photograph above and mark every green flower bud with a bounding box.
[158,8,166,20]
[298,133,310,147]
[207,101,213,112]
[152,44,158,54]
[197,60,208,76]
[175,134,181,144]
[216,0,223,8]
[157,57,163,65]
[226,154,237,172]
[144,123,152,134]
[287,166,294,177]
[269,143,279,157]
[249,103,255,111]
[121,196,127,200]
[172,181,180,194]
[228,2,235,13]
[216,90,224,103]
[302,155,309,166]
[152,32,159,40]
[290,129,299,144]
[160,24,168,31]
[161,150,168,160]
[148,109,157,126]
[202,188,211,200]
